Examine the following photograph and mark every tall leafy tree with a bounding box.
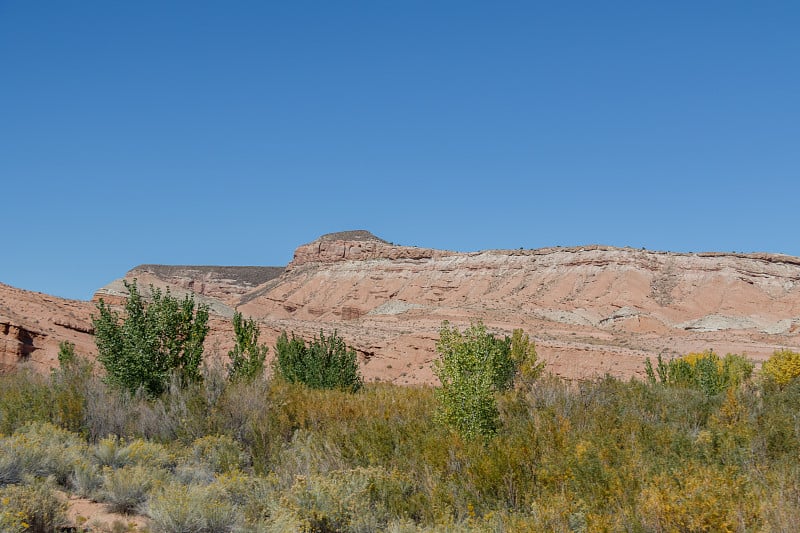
[433,321,543,440]
[227,311,268,382]
[93,279,209,396]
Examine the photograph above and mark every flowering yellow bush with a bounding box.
[761,349,800,387]
[681,350,721,369]
[125,439,175,469]
[638,462,761,532]
[0,482,67,533]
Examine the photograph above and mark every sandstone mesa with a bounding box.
[3,230,800,383]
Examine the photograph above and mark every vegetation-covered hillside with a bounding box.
[1,347,800,531]
[2,286,799,531]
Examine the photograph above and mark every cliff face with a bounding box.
[3,232,800,384]
[268,243,800,327]
[0,283,96,373]
[0,263,285,374]
[238,237,800,383]
[290,235,451,268]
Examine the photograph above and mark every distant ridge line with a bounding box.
[129,265,285,287]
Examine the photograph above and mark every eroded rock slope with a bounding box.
[3,231,800,384]
[0,283,96,372]
[237,234,800,383]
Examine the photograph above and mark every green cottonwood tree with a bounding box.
[433,321,543,440]
[93,279,209,396]
[227,311,268,382]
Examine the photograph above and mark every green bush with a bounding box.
[433,321,542,440]
[56,340,76,368]
[93,279,209,396]
[645,350,753,395]
[50,347,96,435]
[274,330,363,392]
[509,328,545,387]
[0,371,54,434]
[227,312,268,382]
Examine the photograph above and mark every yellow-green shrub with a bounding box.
[189,434,247,474]
[147,482,239,533]
[101,464,167,514]
[93,435,132,468]
[70,460,103,499]
[645,350,753,395]
[278,467,419,532]
[0,481,68,533]
[49,349,96,434]
[761,349,800,388]
[6,422,86,486]
[93,436,174,469]
[0,371,53,434]
[638,462,761,532]
[0,442,23,486]
[125,438,175,469]
[213,471,277,525]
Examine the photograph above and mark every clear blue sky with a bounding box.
[2,1,798,300]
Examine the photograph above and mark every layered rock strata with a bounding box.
[0,282,96,372]
[3,231,800,385]
[239,237,800,383]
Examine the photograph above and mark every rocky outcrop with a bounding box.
[240,239,800,383]
[124,265,284,303]
[0,283,96,373]
[290,231,452,268]
[3,232,800,384]
[0,321,40,368]
[93,265,285,315]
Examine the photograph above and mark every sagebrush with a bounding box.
[0,342,799,531]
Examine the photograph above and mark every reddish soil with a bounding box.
[4,231,800,384]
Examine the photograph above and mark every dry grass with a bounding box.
[0,361,799,530]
